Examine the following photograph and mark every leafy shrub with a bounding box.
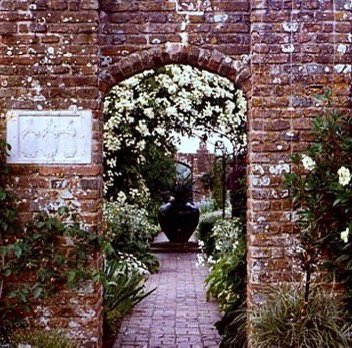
[197,211,223,256]
[12,330,78,348]
[104,194,159,273]
[102,255,154,340]
[199,217,247,346]
[0,141,19,237]
[284,98,352,307]
[0,208,100,341]
[196,198,217,214]
[0,140,22,342]
[0,141,103,342]
[216,300,247,348]
[251,284,352,348]
[206,252,246,311]
[205,218,246,311]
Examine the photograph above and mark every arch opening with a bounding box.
[101,62,249,346]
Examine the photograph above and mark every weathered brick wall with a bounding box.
[0,0,351,346]
[0,0,103,345]
[248,0,352,305]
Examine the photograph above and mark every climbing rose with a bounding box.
[301,154,316,171]
[341,227,349,243]
[337,166,351,187]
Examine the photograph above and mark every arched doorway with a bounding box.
[100,57,249,346]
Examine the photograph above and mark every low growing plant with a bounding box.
[251,284,352,348]
[197,210,224,256]
[102,254,154,342]
[205,218,246,311]
[12,329,78,348]
[104,194,159,273]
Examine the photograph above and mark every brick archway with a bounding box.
[1,0,351,346]
[99,44,251,94]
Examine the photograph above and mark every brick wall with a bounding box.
[176,143,216,201]
[0,0,351,345]
[0,0,103,345]
[248,0,351,306]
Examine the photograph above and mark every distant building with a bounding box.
[176,141,215,201]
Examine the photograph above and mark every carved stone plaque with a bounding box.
[6,110,92,164]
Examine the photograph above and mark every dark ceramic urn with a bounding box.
[158,201,200,243]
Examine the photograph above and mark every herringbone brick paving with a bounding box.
[114,253,221,347]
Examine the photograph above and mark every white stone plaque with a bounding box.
[6,110,92,164]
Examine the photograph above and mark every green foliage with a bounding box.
[199,217,247,346]
[251,285,352,348]
[141,143,177,218]
[103,257,151,313]
[0,141,101,341]
[104,64,247,203]
[206,252,246,310]
[216,300,247,348]
[284,104,352,304]
[0,140,19,237]
[198,211,223,256]
[205,218,246,311]
[12,330,78,348]
[210,158,225,209]
[196,198,217,215]
[0,208,100,341]
[102,257,154,339]
[104,198,159,273]
[169,171,194,205]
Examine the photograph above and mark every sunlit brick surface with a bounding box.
[114,253,221,348]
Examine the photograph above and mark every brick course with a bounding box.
[0,0,351,346]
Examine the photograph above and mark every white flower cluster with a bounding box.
[212,218,243,255]
[196,217,244,269]
[103,195,159,240]
[115,251,150,276]
[196,198,217,214]
[341,227,350,243]
[337,166,351,187]
[104,64,247,195]
[301,154,316,172]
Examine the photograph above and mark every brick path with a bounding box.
[114,253,221,347]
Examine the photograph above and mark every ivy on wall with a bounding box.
[0,141,101,342]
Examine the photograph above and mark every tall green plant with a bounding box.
[284,94,352,306]
[102,256,155,341]
[201,218,247,346]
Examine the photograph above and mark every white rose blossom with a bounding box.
[301,154,316,171]
[341,227,349,243]
[337,166,351,187]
